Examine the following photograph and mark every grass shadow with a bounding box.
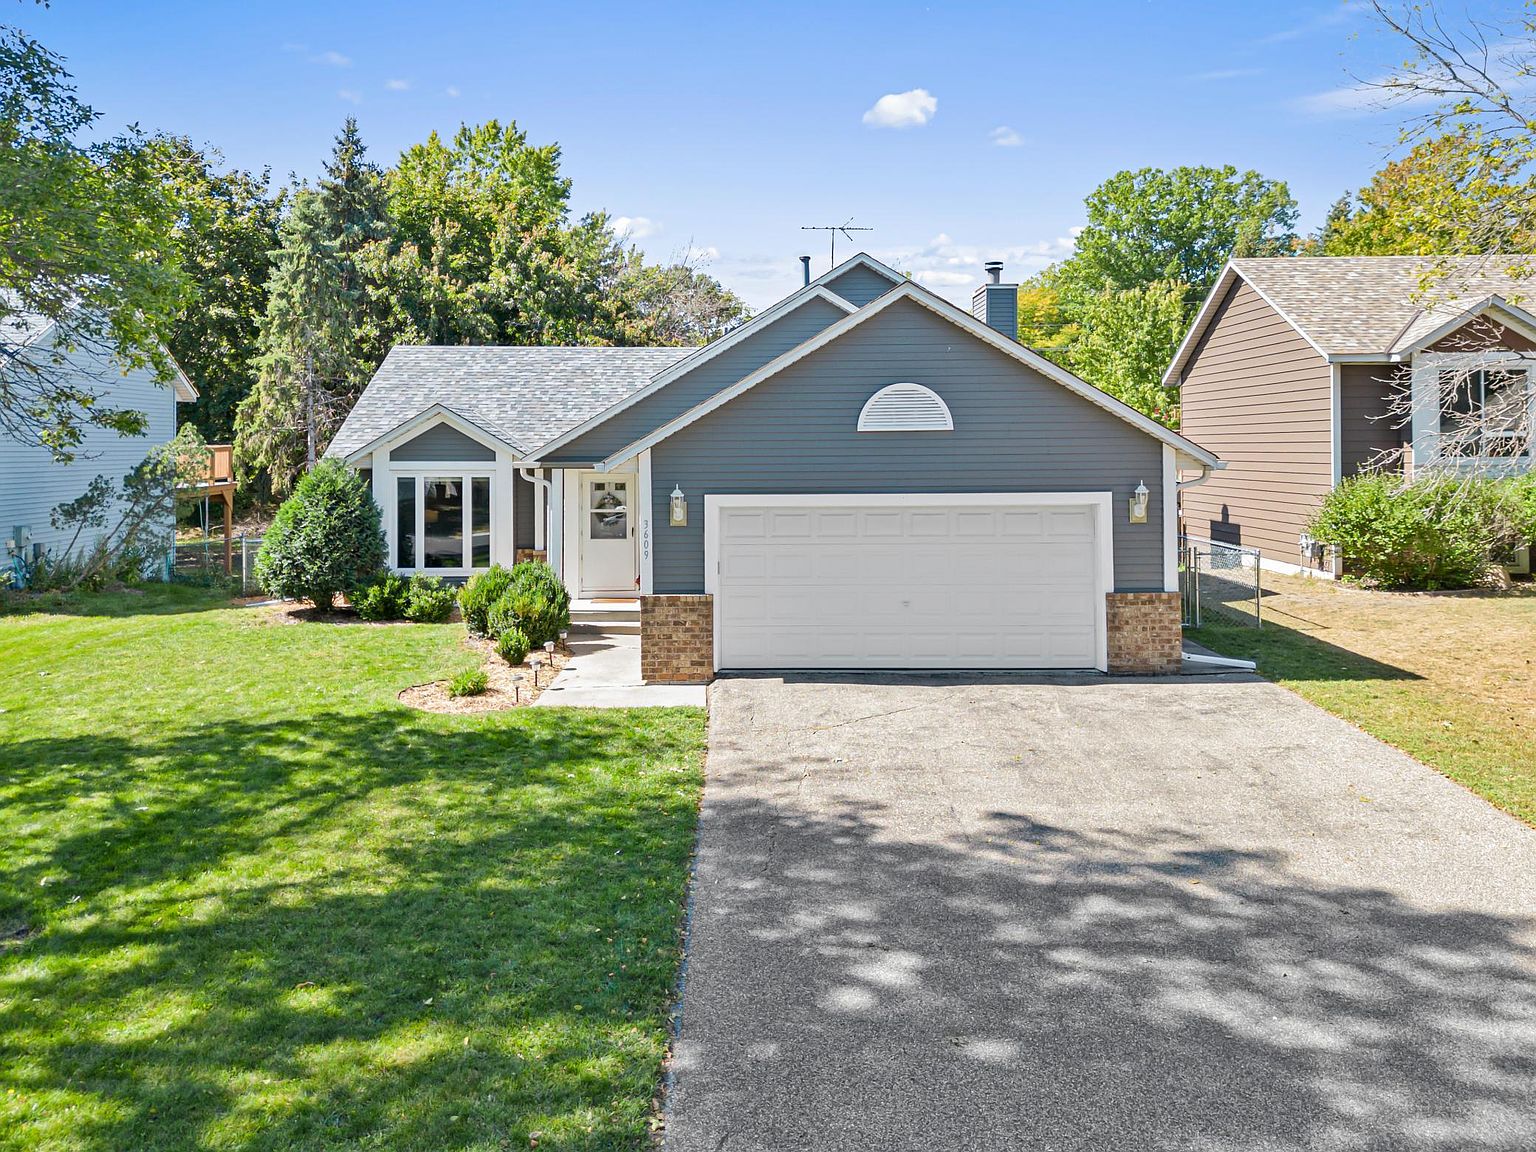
[0,708,706,1151]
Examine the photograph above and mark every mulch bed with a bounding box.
[398,633,572,714]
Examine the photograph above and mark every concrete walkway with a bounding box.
[534,631,706,708]
[665,673,1536,1151]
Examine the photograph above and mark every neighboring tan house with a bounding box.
[330,254,1221,679]
[1167,255,1536,576]
[0,307,198,570]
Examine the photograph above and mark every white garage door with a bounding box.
[709,495,1108,671]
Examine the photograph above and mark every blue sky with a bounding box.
[21,1,1516,309]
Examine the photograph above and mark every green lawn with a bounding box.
[0,586,706,1152]
[1192,574,1536,827]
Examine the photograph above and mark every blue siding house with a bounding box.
[331,254,1220,678]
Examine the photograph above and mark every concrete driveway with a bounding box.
[665,674,1536,1152]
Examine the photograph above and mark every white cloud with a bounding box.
[610,215,660,240]
[385,78,411,91]
[989,126,1023,147]
[337,88,362,105]
[686,244,720,263]
[862,88,937,129]
[445,85,461,98]
[283,43,352,68]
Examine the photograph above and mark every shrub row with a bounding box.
[354,572,456,623]
[1309,472,1536,589]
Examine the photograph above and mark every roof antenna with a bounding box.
[800,217,873,270]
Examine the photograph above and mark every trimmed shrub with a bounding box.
[354,573,409,621]
[255,459,386,609]
[459,565,514,635]
[495,625,531,666]
[1309,472,1529,589]
[404,574,456,623]
[484,561,571,646]
[448,667,489,697]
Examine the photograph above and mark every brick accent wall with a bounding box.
[641,595,714,683]
[1106,592,1183,675]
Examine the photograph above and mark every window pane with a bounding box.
[396,477,415,568]
[423,476,464,568]
[588,481,627,540]
[1440,371,1479,455]
[471,477,491,567]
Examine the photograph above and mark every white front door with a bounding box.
[709,495,1110,671]
[579,475,638,595]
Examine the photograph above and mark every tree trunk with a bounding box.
[304,348,317,470]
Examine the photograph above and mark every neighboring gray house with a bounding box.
[1,309,198,567]
[1169,256,1536,576]
[331,254,1220,679]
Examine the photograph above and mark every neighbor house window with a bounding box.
[392,473,493,570]
[1440,367,1531,457]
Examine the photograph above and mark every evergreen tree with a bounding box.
[317,117,390,390]
[234,188,350,496]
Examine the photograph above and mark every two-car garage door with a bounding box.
[708,495,1109,671]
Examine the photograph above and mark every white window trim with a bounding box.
[1410,351,1536,472]
[703,492,1114,675]
[385,465,499,576]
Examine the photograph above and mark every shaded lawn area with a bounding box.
[0,585,706,1151]
[1192,573,1536,827]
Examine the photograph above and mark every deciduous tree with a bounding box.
[0,21,188,459]
[162,138,281,441]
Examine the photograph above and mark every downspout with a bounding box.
[518,467,551,552]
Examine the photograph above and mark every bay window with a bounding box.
[392,473,494,572]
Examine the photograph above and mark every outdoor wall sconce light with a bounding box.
[1129,481,1150,524]
[669,485,688,527]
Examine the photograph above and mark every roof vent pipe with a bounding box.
[985,260,1004,285]
[799,255,811,286]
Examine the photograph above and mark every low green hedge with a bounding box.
[1309,472,1536,589]
[483,561,571,647]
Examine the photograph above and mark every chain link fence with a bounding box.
[1179,536,1262,628]
[171,534,264,593]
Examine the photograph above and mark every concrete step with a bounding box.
[570,618,640,635]
[570,599,641,634]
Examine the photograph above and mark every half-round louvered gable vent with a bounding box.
[856,383,954,432]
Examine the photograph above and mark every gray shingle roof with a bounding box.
[1230,254,1536,355]
[328,345,692,460]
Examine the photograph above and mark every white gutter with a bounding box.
[1177,462,1216,491]
[518,467,552,551]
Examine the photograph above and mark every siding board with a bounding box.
[651,297,1167,592]
[1340,363,1408,475]
[1178,279,1333,561]
[0,341,181,560]
[546,297,849,463]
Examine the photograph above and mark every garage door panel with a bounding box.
[714,499,1105,670]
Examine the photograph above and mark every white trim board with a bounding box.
[1165,264,1331,388]
[603,280,1221,472]
[702,492,1115,675]
[1161,444,1178,593]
